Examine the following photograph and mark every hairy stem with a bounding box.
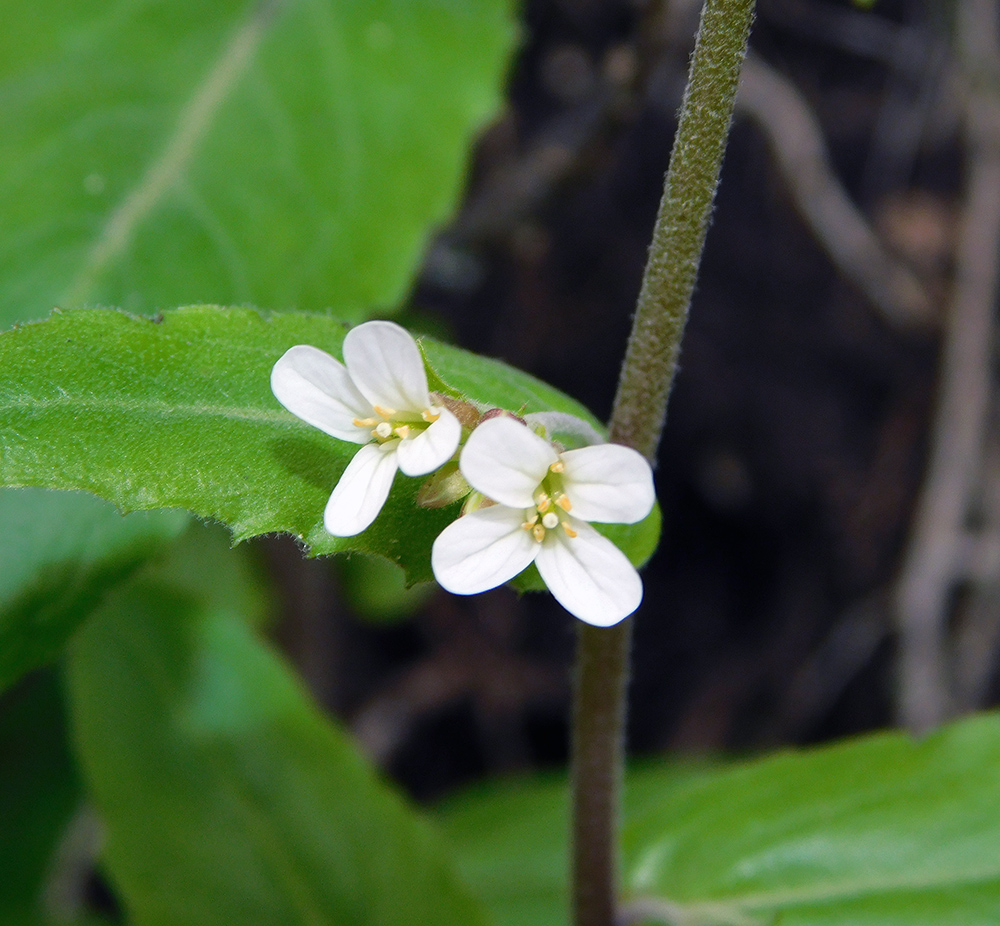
[609,0,756,458]
[571,2,755,925]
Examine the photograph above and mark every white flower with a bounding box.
[271,320,461,536]
[431,416,655,626]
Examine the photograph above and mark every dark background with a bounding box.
[273,0,988,800]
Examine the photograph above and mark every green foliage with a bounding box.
[0,0,514,327]
[0,0,517,674]
[623,714,1000,925]
[65,531,491,926]
[437,763,715,926]
[0,671,82,926]
[0,305,660,584]
[440,719,1000,926]
[0,489,187,695]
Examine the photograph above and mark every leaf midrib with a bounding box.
[1,393,296,426]
[59,1,281,309]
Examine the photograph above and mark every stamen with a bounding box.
[542,512,559,530]
[373,404,396,419]
[422,407,441,423]
[555,494,572,512]
[549,460,565,473]
[562,522,577,539]
[531,524,546,543]
[536,492,551,513]
[374,421,393,439]
[394,425,412,440]
[353,416,377,427]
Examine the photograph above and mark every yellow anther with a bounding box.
[562,522,578,539]
[353,417,377,427]
[532,524,546,543]
[536,492,552,513]
[374,421,393,439]
[555,494,572,512]
[373,404,396,419]
[549,460,565,473]
[422,407,441,423]
[394,425,412,440]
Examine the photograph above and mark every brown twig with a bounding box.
[893,0,1000,732]
[736,52,934,330]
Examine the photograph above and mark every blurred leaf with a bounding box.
[0,0,514,326]
[623,714,1000,925]
[0,305,660,584]
[0,0,514,694]
[66,544,491,926]
[0,488,187,695]
[436,762,715,926]
[0,671,82,925]
[338,555,434,624]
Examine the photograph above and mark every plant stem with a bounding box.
[571,620,632,926]
[570,1,755,924]
[609,0,756,459]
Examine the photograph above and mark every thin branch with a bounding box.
[736,53,934,330]
[893,0,1000,732]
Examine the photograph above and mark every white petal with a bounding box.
[432,505,538,595]
[523,411,604,447]
[396,407,461,476]
[342,320,430,413]
[323,442,399,537]
[460,417,558,507]
[535,521,643,626]
[271,345,371,443]
[559,443,655,524]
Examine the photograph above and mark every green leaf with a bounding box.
[436,762,715,926]
[0,671,82,925]
[0,0,514,327]
[0,488,187,695]
[0,305,660,583]
[623,714,1000,925]
[65,544,491,926]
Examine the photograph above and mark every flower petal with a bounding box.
[535,521,642,626]
[523,411,604,447]
[342,320,430,413]
[432,505,538,595]
[271,345,371,443]
[323,442,399,537]
[558,444,655,523]
[460,417,558,508]
[396,406,461,476]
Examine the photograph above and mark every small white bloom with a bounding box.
[431,416,655,626]
[271,320,461,536]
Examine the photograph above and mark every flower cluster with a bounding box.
[272,321,655,626]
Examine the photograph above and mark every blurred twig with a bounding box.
[736,53,935,329]
[893,0,1000,732]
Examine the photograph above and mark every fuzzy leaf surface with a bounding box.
[0,306,659,584]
